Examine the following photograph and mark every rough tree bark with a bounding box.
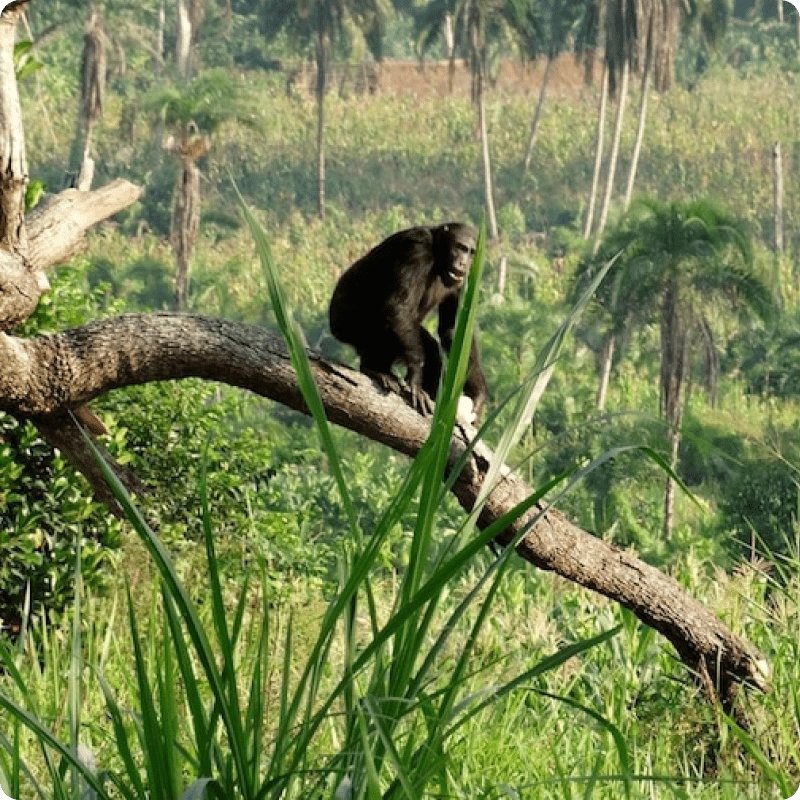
[0,3,29,257]
[0,178,145,484]
[67,4,106,191]
[0,177,142,328]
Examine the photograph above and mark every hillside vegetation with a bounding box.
[1,9,800,799]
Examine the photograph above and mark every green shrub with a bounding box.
[719,456,799,559]
[677,413,747,489]
[0,259,125,634]
[0,416,122,633]
[724,314,800,400]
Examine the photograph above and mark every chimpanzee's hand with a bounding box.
[408,379,436,416]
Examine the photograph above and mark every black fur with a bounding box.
[329,222,487,417]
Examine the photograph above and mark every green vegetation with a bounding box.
[2,4,800,798]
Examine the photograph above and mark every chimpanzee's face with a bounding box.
[443,228,476,286]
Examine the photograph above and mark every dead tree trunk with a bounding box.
[583,63,608,240]
[773,141,783,255]
[165,131,210,311]
[0,3,29,257]
[0,1,141,464]
[67,4,106,191]
[623,50,651,211]
[593,59,629,253]
[595,332,615,411]
[175,0,204,82]
[314,29,329,219]
[474,69,506,297]
[521,52,554,179]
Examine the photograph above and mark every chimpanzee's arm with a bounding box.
[386,303,432,412]
[437,294,459,351]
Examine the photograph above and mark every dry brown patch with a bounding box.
[376,54,599,101]
[288,53,602,101]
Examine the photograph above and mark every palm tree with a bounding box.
[589,0,634,248]
[586,0,682,247]
[681,0,731,78]
[416,0,502,235]
[575,198,775,538]
[622,0,680,211]
[260,0,386,218]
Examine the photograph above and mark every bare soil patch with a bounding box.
[288,54,601,102]
[376,54,599,101]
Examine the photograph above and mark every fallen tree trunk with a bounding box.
[0,312,769,707]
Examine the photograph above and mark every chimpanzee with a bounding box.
[328,222,487,420]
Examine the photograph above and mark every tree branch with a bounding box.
[0,179,143,329]
[0,2,29,253]
[33,413,148,515]
[0,312,770,705]
[25,180,143,272]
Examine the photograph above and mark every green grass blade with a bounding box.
[236,188,358,536]
[161,586,211,776]
[475,252,620,513]
[362,695,416,798]
[96,671,147,800]
[68,540,82,800]
[126,586,169,800]
[197,441,250,785]
[159,588,192,793]
[537,688,632,800]
[447,627,622,738]
[78,429,254,800]
[244,617,267,790]
[0,719,45,800]
[723,713,792,797]
[0,692,108,800]
[389,226,487,700]
[0,621,78,800]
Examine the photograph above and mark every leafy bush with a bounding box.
[0,260,125,634]
[718,454,799,559]
[724,315,800,399]
[677,413,747,489]
[0,416,122,634]
[100,380,351,590]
